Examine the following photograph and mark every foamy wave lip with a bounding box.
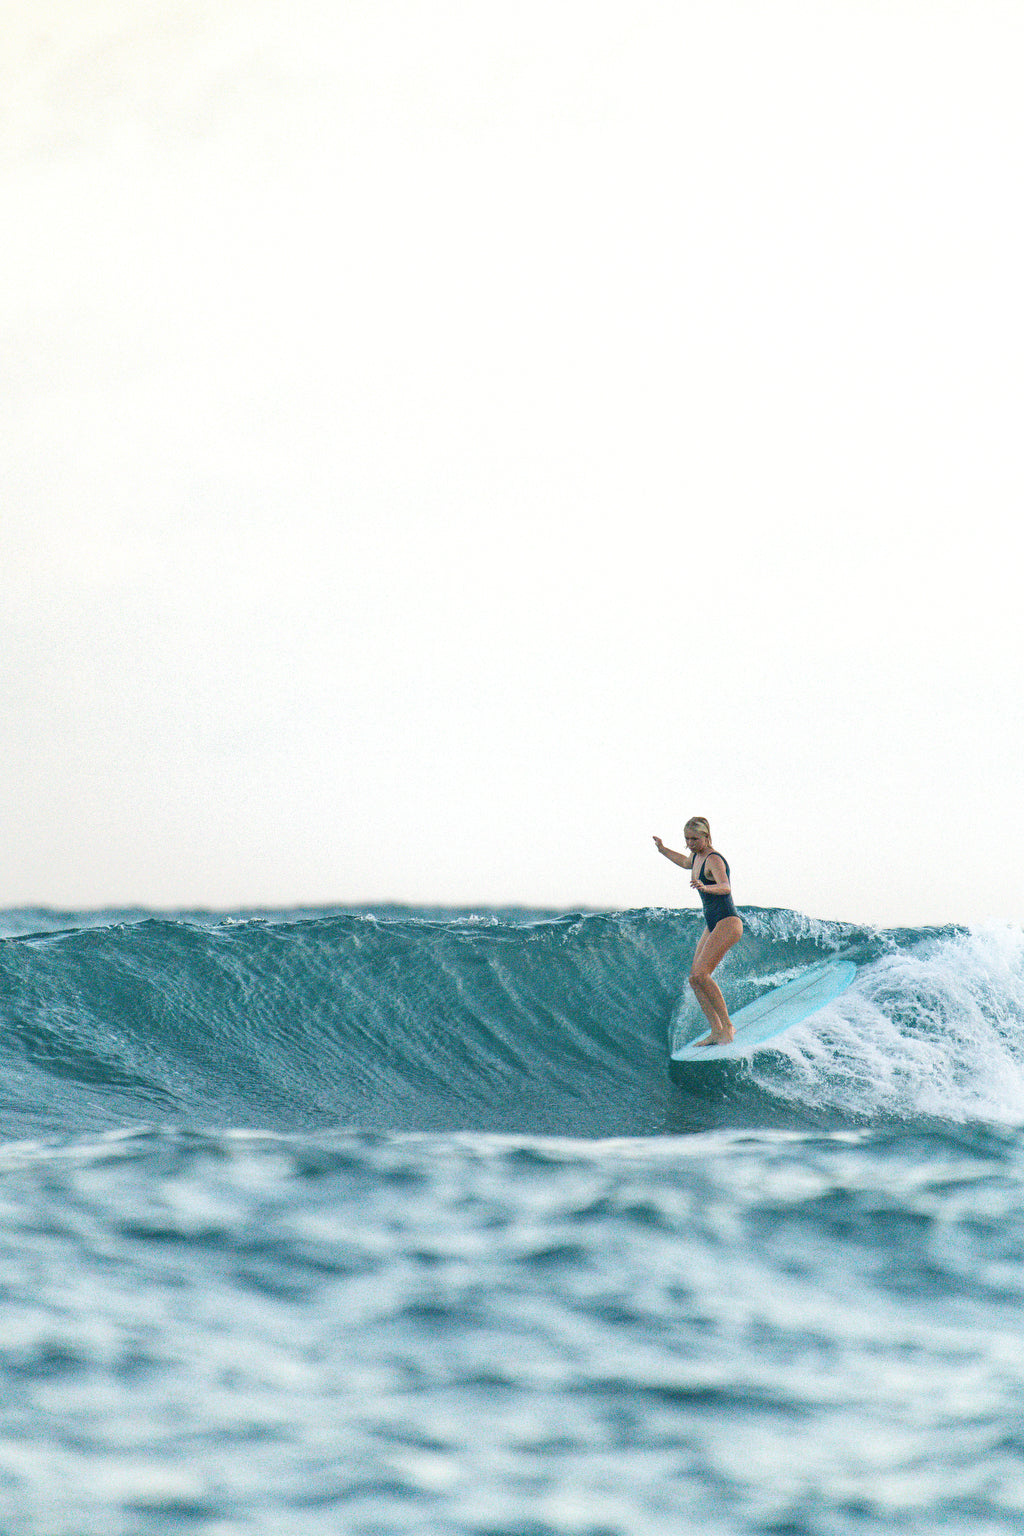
[751,922,1024,1125]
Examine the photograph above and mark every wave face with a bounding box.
[2,906,1023,1140]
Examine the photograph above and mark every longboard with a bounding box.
[671,958,857,1062]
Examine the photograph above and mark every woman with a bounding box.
[653,817,743,1045]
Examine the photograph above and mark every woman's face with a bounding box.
[685,828,708,853]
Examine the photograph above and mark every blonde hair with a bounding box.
[684,816,711,841]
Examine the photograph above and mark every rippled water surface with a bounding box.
[2,907,1023,1533]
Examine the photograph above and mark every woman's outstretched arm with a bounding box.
[653,836,693,870]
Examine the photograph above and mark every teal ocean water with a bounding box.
[2,905,1023,1533]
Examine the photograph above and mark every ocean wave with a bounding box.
[0,907,1021,1140]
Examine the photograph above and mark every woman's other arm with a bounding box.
[653,836,693,870]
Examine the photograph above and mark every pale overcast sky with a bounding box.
[3,0,1022,926]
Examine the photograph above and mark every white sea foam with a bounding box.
[754,923,1024,1124]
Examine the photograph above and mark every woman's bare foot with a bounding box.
[695,1026,735,1046]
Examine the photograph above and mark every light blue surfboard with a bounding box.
[671,959,857,1062]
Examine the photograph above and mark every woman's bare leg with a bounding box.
[689,930,727,1040]
[689,918,744,1045]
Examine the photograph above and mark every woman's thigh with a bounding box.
[694,917,743,977]
[690,926,713,979]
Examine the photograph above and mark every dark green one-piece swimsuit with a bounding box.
[697,853,739,932]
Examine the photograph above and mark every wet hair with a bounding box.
[684,816,711,840]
